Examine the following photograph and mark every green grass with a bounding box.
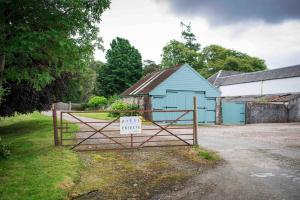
[0,112,83,200]
[175,146,220,163]
[75,112,115,120]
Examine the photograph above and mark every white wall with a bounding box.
[220,77,300,96]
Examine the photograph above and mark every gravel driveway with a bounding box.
[154,123,300,200]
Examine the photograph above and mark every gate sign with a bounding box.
[120,116,142,134]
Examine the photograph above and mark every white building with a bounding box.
[208,65,300,97]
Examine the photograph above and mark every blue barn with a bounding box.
[122,64,220,124]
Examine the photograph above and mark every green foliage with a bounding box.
[95,37,143,96]
[161,40,203,71]
[161,23,266,78]
[87,96,107,109]
[61,61,99,103]
[108,100,139,117]
[0,136,11,159]
[0,0,110,116]
[143,60,162,75]
[199,151,214,160]
[0,112,82,200]
[202,45,267,77]
[180,22,200,51]
[107,94,121,105]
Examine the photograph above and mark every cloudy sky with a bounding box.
[94,0,300,69]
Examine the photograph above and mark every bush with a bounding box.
[108,101,139,117]
[87,96,107,109]
[107,94,120,105]
[0,137,11,159]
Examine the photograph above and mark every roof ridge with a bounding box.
[219,64,300,79]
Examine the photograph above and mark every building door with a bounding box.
[205,97,216,123]
[222,102,245,125]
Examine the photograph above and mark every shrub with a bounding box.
[87,96,107,109]
[0,137,11,159]
[108,101,139,117]
[107,94,120,105]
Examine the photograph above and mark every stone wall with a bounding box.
[122,95,152,120]
[246,102,288,124]
[55,102,83,111]
[288,97,300,122]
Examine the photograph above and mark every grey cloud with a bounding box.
[162,0,300,24]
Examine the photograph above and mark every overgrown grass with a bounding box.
[75,112,115,120]
[0,112,83,200]
[70,150,192,199]
[70,146,221,199]
[175,146,221,164]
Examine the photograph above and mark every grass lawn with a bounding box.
[75,112,115,120]
[0,112,83,200]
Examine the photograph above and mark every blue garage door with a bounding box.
[222,102,245,125]
[152,90,216,124]
[205,97,216,124]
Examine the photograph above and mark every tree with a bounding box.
[161,22,203,71]
[161,23,266,78]
[202,45,267,77]
[161,40,203,71]
[95,37,142,97]
[143,60,161,75]
[180,22,200,51]
[0,0,110,116]
[61,62,98,103]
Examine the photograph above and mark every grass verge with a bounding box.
[0,112,83,200]
[75,112,115,120]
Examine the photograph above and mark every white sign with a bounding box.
[120,116,142,134]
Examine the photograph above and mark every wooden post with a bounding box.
[193,96,198,145]
[52,104,59,146]
[131,134,133,148]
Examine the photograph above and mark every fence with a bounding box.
[52,97,198,151]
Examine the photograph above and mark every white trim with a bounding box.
[130,70,165,95]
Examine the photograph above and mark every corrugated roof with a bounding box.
[122,64,182,96]
[213,65,300,86]
[222,93,300,103]
[208,70,244,85]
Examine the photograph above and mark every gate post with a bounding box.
[52,103,59,146]
[193,96,198,145]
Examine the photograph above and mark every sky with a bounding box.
[94,0,300,69]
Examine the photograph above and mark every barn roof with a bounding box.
[122,65,182,96]
[208,70,244,85]
[222,93,300,103]
[210,64,300,86]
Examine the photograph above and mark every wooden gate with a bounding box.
[53,98,198,151]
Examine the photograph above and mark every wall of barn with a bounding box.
[219,77,300,97]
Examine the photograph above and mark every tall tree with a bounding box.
[0,0,110,116]
[180,22,200,51]
[95,37,142,96]
[161,22,203,71]
[202,45,267,77]
[143,60,161,75]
